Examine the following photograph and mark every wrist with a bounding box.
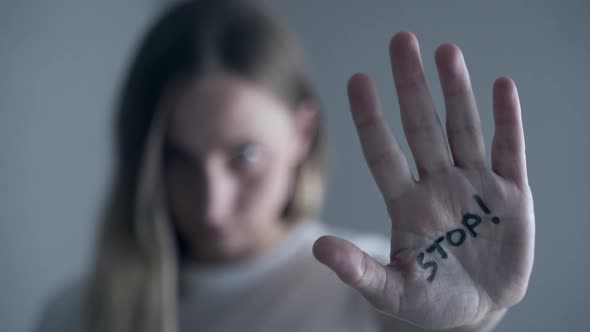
[454,308,508,332]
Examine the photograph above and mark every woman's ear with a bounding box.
[292,99,319,164]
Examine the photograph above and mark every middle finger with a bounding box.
[389,32,451,178]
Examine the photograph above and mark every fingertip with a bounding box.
[494,76,517,93]
[312,235,339,265]
[434,43,470,96]
[389,31,417,53]
[348,72,370,93]
[389,31,425,87]
[493,76,520,117]
[312,235,369,287]
[350,72,370,81]
[434,43,463,68]
[311,235,325,259]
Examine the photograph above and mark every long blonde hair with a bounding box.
[86,1,326,331]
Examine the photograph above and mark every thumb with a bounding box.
[312,235,401,313]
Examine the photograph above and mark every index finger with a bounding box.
[347,73,415,204]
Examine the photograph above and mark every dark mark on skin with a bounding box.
[416,194,500,283]
[446,228,466,247]
[462,213,482,237]
[474,194,500,224]
[417,252,438,283]
[426,236,447,259]
[473,194,491,214]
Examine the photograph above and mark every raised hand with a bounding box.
[312,32,535,329]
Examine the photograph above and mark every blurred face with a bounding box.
[163,73,314,264]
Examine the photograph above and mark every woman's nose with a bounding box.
[201,166,235,227]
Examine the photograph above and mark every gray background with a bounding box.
[1,1,589,331]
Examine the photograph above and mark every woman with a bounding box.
[35,0,535,331]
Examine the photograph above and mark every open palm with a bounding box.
[313,32,535,329]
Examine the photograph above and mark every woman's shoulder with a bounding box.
[33,276,88,332]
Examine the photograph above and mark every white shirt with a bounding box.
[35,220,392,332]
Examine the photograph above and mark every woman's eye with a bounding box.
[233,144,261,166]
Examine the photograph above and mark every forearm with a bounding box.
[378,308,507,332]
